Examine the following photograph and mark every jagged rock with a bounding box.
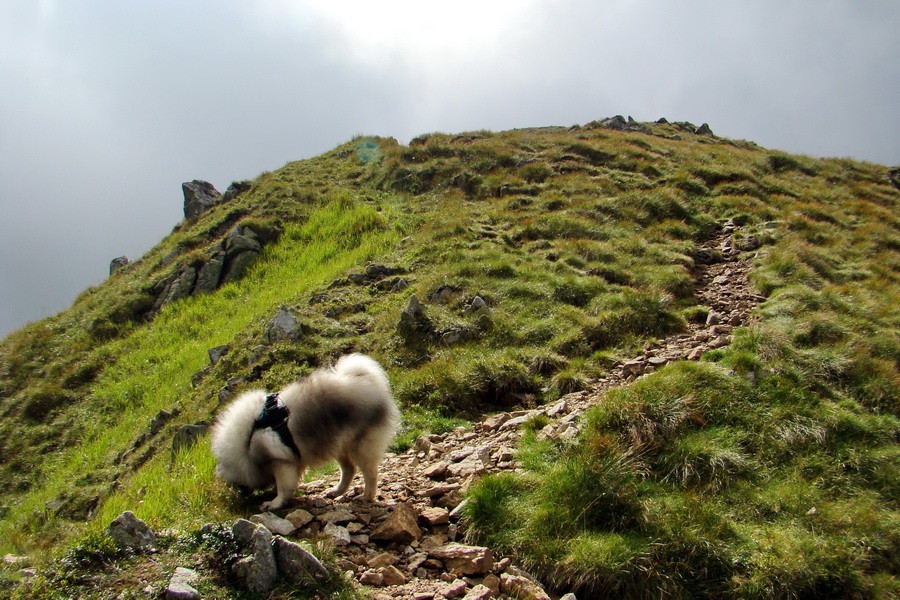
[264,306,303,343]
[273,537,329,585]
[106,511,157,552]
[482,413,511,431]
[208,344,229,365]
[359,569,383,585]
[379,565,408,586]
[463,585,493,600]
[368,553,399,569]
[429,543,493,575]
[420,506,450,526]
[693,247,722,265]
[232,520,277,593]
[164,267,198,305]
[222,180,252,203]
[183,180,222,220]
[194,253,225,294]
[592,115,651,134]
[220,250,259,285]
[888,167,900,191]
[424,461,450,479]
[319,507,356,524]
[439,579,468,598]
[735,235,761,251]
[483,573,502,595]
[705,310,723,327]
[365,264,403,279]
[109,256,129,276]
[286,508,315,529]
[323,522,352,546]
[466,296,488,314]
[225,233,262,260]
[696,123,714,136]
[252,512,297,536]
[172,424,207,455]
[166,567,200,600]
[501,571,551,600]
[149,409,179,435]
[397,295,434,341]
[622,360,645,377]
[370,503,422,544]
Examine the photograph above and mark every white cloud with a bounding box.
[264,0,544,68]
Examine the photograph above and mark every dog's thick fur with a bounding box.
[210,354,399,510]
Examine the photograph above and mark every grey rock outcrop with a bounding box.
[590,115,651,134]
[208,344,229,365]
[232,519,277,593]
[109,256,129,276]
[222,180,252,203]
[397,295,434,342]
[264,306,303,343]
[888,167,900,191]
[172,424,207,455]
[106,511,157,552]
[194,253,225,294]
[147,224,276,318]
[696,122,714,136]
[182,180,222,220]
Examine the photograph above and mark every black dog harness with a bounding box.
[253,393,301,456]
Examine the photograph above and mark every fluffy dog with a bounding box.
[210,354,399,511]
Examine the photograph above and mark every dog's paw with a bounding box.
[259,500,283,512]
[324,487,343,499]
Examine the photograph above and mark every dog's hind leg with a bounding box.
[326,457,356,498]
[358,457,381,502]
[260,461,300,511]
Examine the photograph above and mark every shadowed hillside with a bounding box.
[1,118,898,599]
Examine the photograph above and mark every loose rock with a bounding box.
[429,544,493,575]
[165,567,200,600]
[370,503,422,544]
[273,537,329,585]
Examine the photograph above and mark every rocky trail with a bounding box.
[214,223,765,600]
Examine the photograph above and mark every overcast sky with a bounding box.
[1,1,898,338]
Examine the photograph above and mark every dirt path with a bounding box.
[266,227,763,600]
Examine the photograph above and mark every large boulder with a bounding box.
[182,180,222,220]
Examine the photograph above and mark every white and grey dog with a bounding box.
[210,353,399,511]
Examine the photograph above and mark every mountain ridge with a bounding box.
[1,118,898,598]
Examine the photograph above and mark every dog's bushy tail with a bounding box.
[333,353,399,435]
[333,353,391,392]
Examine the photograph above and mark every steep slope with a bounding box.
[1,119,898,598]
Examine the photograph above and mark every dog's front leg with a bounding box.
[260,461,300,512]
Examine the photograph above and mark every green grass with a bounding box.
[1,122,898,597]
[1,193,405,553]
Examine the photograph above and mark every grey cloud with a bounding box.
[1,0,898,336]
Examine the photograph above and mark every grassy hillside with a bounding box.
[1,120,898,598]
